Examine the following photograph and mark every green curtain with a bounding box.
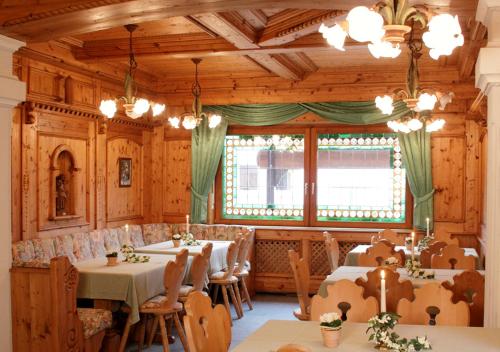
[398,128,434,230]
[191,101,433,228]
[190,117,228,223]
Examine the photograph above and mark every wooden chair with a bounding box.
[119,249,189,352]
[288,249,311,320]
[378,229,403,245]
[431,244,475,270]
[358,241,405,267]
[323,231,340,273]
[209,237,244,321]
[355,267,414,313]
[442,270,485,326]
[397,283,470,326]
[310,279,378,322]
[277,344,312,352]
[183,291,231,352]
[178,243,213,302]
[420,241,447,268]
[234,233,254,311]
[432,231,460,246]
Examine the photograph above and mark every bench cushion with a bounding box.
[73,233,93,261]
[142,223,171,244]
[32,238,57,262]
[126,225,145,248]
[104,228,121,252]
[88,229,107,258]
[77,308,112,339]
[55,235,77,264]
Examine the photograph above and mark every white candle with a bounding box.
[411,232,415,261]
[125,224,129,233]
[186,214,190,234]
[426,217,430,237]
[380,270,387,313]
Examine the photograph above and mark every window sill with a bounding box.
[249,225,414,233]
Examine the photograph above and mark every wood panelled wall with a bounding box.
[11,52,159,241]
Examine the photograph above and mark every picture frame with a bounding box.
[118,158,132,187]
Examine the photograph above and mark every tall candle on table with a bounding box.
[186,214,190,234]
[411,232,415,261]
[426,217,430,237]
[380,270,387,313]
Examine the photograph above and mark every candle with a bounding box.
[380,270,386,313]
[426,217,430,237]
[411,232,415,261]
[186,214,190,234]
[125,224,129,233]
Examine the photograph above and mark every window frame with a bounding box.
[214,123,413,229]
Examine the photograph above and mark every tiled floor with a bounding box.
[126,293,298,351]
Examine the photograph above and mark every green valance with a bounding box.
[191,101,433,230]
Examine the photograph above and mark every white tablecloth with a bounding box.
[135,240,230,274]
[317,266,485,297]
[231,320,500,351]
[345,244,481,268]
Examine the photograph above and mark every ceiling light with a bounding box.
[368,41,401,59]
[346,6,385,43]
[375,95,394,115]
[423,14,464,60]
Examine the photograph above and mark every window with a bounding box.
[315,134,406,223]
[217,127,410,227]
[222,134,305,221]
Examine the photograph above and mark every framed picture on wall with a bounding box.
[118,158,132,187]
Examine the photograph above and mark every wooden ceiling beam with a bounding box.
[458,20,487,81]
[238,9,268,30]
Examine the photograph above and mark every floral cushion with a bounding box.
[212,225,255,241]
[12,240,35,266]
[125,225,145,248]
[140,295,167,309]
[55,234,77,264]
[189,224,215,241]
[104,228,121,252]
[116,227,131,246]
[142,223,170,245]
[32,238,57,262]
[77,308,112,339]
[73,233,93,261]
[169,223,188,236]
[89,229,108,258]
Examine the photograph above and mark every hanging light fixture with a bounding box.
[319,0,464,60]
[376,35,451,133]
[168,58,222,130]
[99,24,165,120]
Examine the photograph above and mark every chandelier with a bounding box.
[168,58,222,130]
[376,36,451,133]
[99,24,165,120]
[319,0,464,60]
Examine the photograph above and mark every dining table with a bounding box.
[317,266,485,297]
[135,239,231,274]
[75,253,189,324]
[344,244,481,268]
[231,320,500,351]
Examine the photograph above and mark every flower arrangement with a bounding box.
[417,235,434,252]
[405,259,435,279]
[404,237,412,250]
[121,244,150,263]
[384,257,400,266]
[319,312,342,347]
[367,312,431,351]
[172,234,182,241]
[105,251,118,258]
[181,232,201,246]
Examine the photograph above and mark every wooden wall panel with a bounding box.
[106,137,144,223]
[11,107,22,243]
[162,139,191,222]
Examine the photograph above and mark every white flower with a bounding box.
[320,312,341,323]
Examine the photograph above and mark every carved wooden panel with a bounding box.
[66,77,96,108]
[106,137,143,222]
[163,139,191,220]
[255,240,301,274]
[432,136,466,222]
[27,66,63,102]
[310,240,330,276]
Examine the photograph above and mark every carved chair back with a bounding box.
[164,249,189,308]
[288,249,311,319]
[323,232,340,273]
[190,243,213,292]
[431,244,475,270]
[420,241,447,268]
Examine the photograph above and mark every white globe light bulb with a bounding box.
[99,100,117,119]
[319,23,347,51]
[347,6,385,43]
[375,95,394,115]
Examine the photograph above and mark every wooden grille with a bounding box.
[255,240,300,274]
[310,240,330,276]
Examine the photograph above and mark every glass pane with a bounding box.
[222,134,304,221]
[316,133,406,223]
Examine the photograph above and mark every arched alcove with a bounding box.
[50,144,80,220]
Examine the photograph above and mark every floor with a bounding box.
[126,293,298,351]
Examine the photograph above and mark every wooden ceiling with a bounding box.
[0,0,486,108]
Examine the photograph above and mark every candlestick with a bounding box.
[411,232,415,261]
[426,217,430,237]
[380,270,386,313]
[186,214,190,234]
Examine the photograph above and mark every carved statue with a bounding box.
[56,174,68,216]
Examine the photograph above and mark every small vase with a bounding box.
[173,240,181,248]
[106,257,118,266]
[321,327,341,348]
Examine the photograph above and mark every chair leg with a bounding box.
[212,283,220,304]
[158,315,170,352]
[232,282,244,318]
[228,283,242,319]
[221,285,232,325]
[173,312,189,352]
[118,315,133,352]
[138,314,146,352]
[147,316,159,348]
[240,277,253,310]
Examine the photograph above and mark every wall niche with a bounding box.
[49,144,81,220]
